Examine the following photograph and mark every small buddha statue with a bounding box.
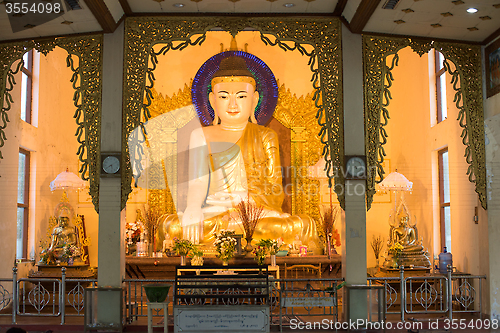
[391,216,417,247]
[48,211,78,261]
[384,214,431,268]
[157,55,321,253]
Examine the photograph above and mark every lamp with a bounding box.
[50,168,86,217]
[378,170,413,192]
[50,169,86,191]
[378,170,413,225]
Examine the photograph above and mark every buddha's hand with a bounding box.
[206,191,248,207]
[181,207,204,243]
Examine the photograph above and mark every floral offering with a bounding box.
[188,246,204,266]
[389,242,404,258]
[268,238,283,255]
[64,244,81,259]
[214,230,237,262]
[172,238,194,256]
[125,220,143,244]
[256,238,283,255]
[253,245,267,265]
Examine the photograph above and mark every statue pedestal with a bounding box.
[30,264,96,279]
[378,266,430,277]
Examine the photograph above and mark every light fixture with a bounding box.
[378,170,413,226]
[50,169,86,191]
[466,7,478,13]
[378,171,413,192]
[283,3,295,8]
[173,3,185,7]
[49,169,86,231]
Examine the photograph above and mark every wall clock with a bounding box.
[101,153,121,177]
[344,155,367,180]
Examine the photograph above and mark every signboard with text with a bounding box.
[174,305,269,333]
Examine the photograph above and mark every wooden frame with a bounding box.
[485,38,500,98]
[18,148,30,259]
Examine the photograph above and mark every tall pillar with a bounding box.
[485,112,500,320]
[97,22,125,324]
[341,28,368,321]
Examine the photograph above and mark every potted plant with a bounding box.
[388,242,404,268]
[253,244,267,266]
[138,206,162,256]
[371,235,384,268]
[235,197,265,254]
[189,246,204,266]
[320,206,341,255]
[265,238,282,266]
[172,238,193,265]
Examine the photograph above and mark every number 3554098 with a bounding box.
[5,2,62,14]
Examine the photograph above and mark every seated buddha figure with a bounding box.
[48,211,78,261]
[159,55,321,253]
[391,216,417,247]
[384,214,431,268]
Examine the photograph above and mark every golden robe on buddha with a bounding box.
[159,122,321,252]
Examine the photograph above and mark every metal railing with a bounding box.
[367,265,487,322]
[0,265,487,326]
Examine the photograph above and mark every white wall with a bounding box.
[0,47,97,280]
[366,48,482,278]
[484,47,500,318]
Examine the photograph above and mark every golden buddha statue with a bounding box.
[157,55,321,253]
[384,214,430,268]
[48,210,78,261]
[390,216,417,247]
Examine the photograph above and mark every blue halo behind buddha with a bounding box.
[192,51,278,126]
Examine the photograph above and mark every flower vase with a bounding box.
[181,255,187,266]
[270,254,276,267]
[147,242,153,257]
[375,258,380,268]
[392,256,399,268]
[222,260,229,266]
[245,238,253,254]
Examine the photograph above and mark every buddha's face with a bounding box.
[209,81,259,126]
[58,216,69,227]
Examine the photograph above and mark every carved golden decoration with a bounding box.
[123,17,344,210]
[143,85,196,216]
[0,36,102,211]
[56,36,103,212]
[363,35,487,210]
[409,39,433,56]
[74,215,91,263]
[434,41,486,209]
[274,82,323,227]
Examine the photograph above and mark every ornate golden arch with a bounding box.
[122,17,344,211]
[0,36,103,210]
[363,35,486,210]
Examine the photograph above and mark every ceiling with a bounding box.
[0,0,499,44]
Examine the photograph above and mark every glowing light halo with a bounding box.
[192,51,278,126]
